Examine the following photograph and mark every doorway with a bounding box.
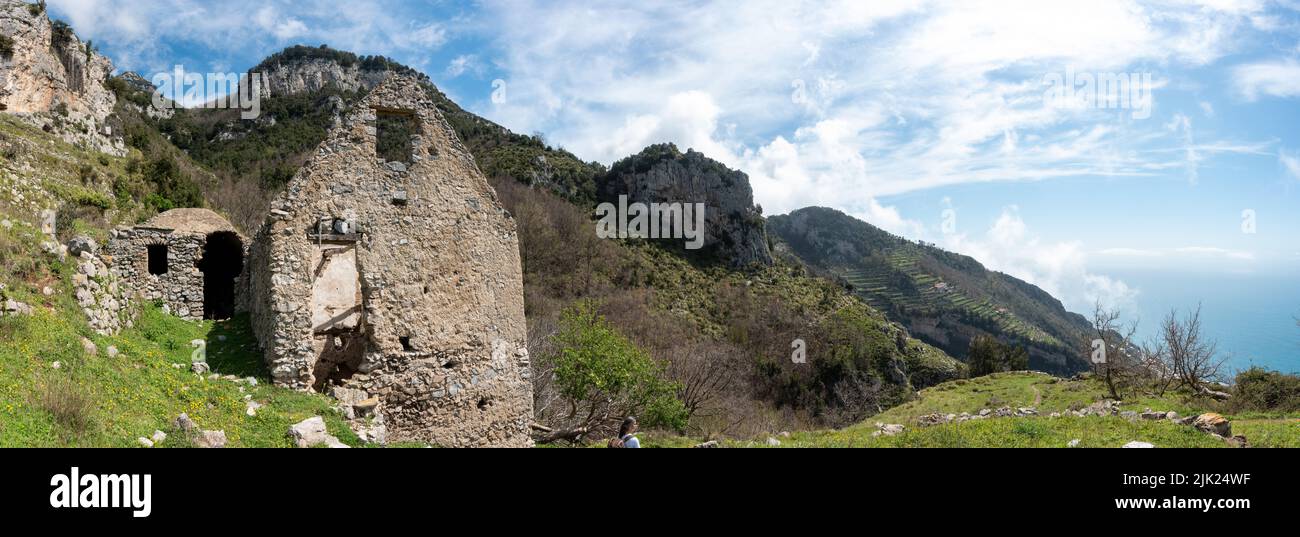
[198,232,243,320]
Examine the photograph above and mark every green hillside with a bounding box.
[636,372,1300,448]
[769,206,1095,375]
[0,115,366,448]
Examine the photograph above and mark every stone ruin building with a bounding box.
[107,208,247,321]
[246,74,533,447]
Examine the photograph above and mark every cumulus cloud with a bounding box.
[941,207,1137,312]
[472,0,1276,213]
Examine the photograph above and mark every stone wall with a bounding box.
[107,227,206,320]
[75,247,131,335]
[248,74,533,447]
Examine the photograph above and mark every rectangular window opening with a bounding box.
[375,110,415,164]
[147,244,168,275]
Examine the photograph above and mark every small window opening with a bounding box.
[147,244,168,275]
[376,110,415,164]
[399,336,413,352]
[477,397,491,410]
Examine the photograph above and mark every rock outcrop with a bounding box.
[597,143,773,268]
[0,1,122,154]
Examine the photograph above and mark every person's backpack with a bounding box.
[607,435,627,448]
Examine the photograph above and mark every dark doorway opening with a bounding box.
[147,244,168,275]
[198,231,243,320]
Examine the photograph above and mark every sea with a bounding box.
[1099,270,1300,377]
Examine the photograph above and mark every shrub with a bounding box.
[38,377,93,435]
[535,300,688,442]
[1230,367,1300,413]
[0,34,14,59]
[968,335,1029,377]
[143,156,203,210]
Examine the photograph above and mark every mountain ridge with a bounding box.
[769,206,1094,374]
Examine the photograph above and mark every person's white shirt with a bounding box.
[622,435,640,448]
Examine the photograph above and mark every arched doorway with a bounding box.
[198,231,243,320]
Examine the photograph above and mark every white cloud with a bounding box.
[1096,248,1165,257]
[446,55,480,78]
[474,0,1274,216]
[45,0,451,74]
[1097,246,1259,261]
[941,207,1137,312]
[1281,149,1300,181]
[1175,246,1257,260]
[1233,58,1300,100]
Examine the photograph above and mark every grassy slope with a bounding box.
[636,372,1300,448]
[0,114,370,448]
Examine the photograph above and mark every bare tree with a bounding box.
[1160,304,1225,395]
[1089,300,1139,400]
[666,341,736,421]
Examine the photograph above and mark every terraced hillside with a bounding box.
[770,207,1095,374]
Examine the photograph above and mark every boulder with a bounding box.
[194,430,227,448]
[354,397,379,417]
[872,423,905,437]
[67,237,98,257]
[1067,439,1081,448]
[1226,435,1249,448]
[173,413,196,432]
[765,437,781,447]
[694,441,720,448]
[1122,441,1155,448]
[289,417,349,448]
[137,437,154,448]
[1193,413,1231,437]
[150,430,167,444]
[1140,410,1166,420]
[80,337,97,356]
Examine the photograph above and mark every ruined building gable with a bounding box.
[247,74,533,447]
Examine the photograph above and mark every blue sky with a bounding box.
[45,0,1300,312]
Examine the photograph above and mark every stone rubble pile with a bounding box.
[913,400,1249,448]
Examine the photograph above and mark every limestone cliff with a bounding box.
[0,0,122,154]
[597,143,773,269]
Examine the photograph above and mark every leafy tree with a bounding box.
[968,334,1028,377]
[143,156,202,211]
[534,300,687,444]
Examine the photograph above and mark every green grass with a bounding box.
[0,303,362,448]
[732,416,1229,448]
[0,220,358,447]
[625,372,1300,448]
